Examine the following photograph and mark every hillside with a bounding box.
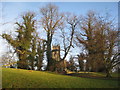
[2,68,119,88]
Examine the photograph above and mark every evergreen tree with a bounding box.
[37,39,46,70]
[2,12,36,69]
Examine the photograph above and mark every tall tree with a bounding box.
[27,32,37,70]
[40,3,63,71]
[2,12,36,69]
[103,29,119,77]
[75,11,119,76]
[91,13,119,75]
[55,13,79,72]
[37,39,46,71]
[60,13,79,61]
[76,11,97,71]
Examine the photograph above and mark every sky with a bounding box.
[0,2,118,60]
[1,2,118,20]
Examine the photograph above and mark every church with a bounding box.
[52,45,60,61]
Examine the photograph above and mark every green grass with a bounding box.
[68,71,120,78]
[95,72,120,78]
[2,68,120,88]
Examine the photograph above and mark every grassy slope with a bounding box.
[2,68,119,88]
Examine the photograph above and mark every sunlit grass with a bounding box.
[2,68,119,88]
[68,71,120,78]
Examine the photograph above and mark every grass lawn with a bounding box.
[67,71,120,79]
[2,68,120,88]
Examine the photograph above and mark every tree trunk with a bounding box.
[31,60,34,70]
[106,69,112,78]
[37,56,42,71]
[17,53,28,69]
[46,40,52,71]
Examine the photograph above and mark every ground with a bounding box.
[2,68,120,88]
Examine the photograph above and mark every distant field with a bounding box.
[2,68,120,88]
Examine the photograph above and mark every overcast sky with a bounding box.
[0,2,118,60]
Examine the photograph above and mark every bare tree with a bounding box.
[53,13,79,73]
[75,11,119,77]
[75,11,97,71]
[93,13,119,77]
[103,29,119,77]
[40,3,64,71]
[60,13,79,61]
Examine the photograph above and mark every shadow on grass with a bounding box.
[66,72,120,81]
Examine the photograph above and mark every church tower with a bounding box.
[52,45,60,61]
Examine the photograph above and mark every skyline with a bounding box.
[0,2,118,60]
